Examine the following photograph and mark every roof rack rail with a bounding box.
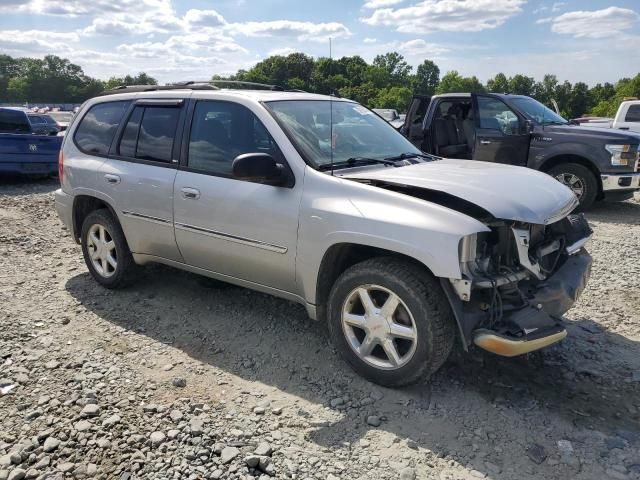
[97,80,303,97]
[97,83,219,96]
[172,80,286,91]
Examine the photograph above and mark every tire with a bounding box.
[80,209,137,289]
[326,257,456,388]
[548,163,598,211]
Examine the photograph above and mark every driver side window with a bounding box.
[188,101,281,176]
[477,97,520,135]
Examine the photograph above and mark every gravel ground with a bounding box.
[0,178,639,480]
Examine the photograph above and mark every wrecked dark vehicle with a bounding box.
[400,93,640,210]
[56,88,592,387]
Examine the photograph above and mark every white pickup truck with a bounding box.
[575,100,640,133]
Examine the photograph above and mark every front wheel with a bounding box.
[327,257,456,387]
[548,163,598,211]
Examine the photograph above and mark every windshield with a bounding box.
[266,100,420,168]
[511,97,567,125]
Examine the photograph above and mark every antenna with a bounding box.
[330,37,334,176]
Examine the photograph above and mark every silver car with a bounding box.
[55,85,593,387]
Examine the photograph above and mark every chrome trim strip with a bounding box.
[174,223,288,254]
[566,237,590,255]
[122,211,172,226]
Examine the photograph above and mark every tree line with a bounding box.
[1,52,638,119]
[0,54,157,104]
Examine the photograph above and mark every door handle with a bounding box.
[479,139,492,145]
[104,174,121,184]
[181,187,200,200]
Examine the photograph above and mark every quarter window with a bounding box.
[625,105,640,123]
[188,101,281,176]
[117,106,180,163]
[477,96,520,135]
[74,101,130,155]
[0,110,31,134]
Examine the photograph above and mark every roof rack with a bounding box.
[172,80,286,91]
[97,83,219,96]
[97,80,306,97]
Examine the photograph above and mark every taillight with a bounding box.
[58,149,64,184]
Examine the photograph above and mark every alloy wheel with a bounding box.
[341,284,418,370]
[555,173,585,199]
[86,223,117,278]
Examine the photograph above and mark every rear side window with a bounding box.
[74,101,130,155]
[117,106,180,163]
[0,110,31,133]
[625,105,640,122]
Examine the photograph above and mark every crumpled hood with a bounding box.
[343,159,578,225]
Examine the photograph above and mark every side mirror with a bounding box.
[524,119,534,134]
[232,153,284,186]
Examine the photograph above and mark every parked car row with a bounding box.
[54,83,594,387]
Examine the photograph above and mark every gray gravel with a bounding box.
[0,178,639,480]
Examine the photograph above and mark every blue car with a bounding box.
[0,107,63,175]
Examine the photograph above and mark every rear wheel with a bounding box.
[81,209,137,289]
[548,163,598,211]
[327,257,456,387]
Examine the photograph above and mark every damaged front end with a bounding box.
[443,213,593,356]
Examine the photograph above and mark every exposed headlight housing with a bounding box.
[605,144,635,166]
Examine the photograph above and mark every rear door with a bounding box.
[97,98,187,262]
[471,93,530,165]
[400,96,431,148]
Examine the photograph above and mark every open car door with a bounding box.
[471,93,530,166]
[400,95,431,148]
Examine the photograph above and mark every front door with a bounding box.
[401,96,431,148]
[173,99,302,293]
[472,94,530,166]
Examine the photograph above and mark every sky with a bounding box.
[0,0,638,85]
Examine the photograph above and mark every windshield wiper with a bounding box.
[385,152,441,162]
[318,157,398,171]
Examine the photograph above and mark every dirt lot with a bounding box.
[1,178,639,480]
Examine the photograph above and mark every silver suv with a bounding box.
[55,84,593,387]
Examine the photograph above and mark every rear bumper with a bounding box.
[55,188,74,236]
[0,161,58,175]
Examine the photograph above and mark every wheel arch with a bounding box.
[315,243,443,322]
[539,154,603,199]
[72,194,120,243]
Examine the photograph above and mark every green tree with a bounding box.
[373,52,412,85]
[487,73,509,93]
[567,82,591,119]
[371,86,413,111]
[509,74,535,96]
[104,73,157,90]
[436,71,484,94]
[412,60,439,96]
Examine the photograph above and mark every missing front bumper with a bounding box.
[442,250,592,353]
